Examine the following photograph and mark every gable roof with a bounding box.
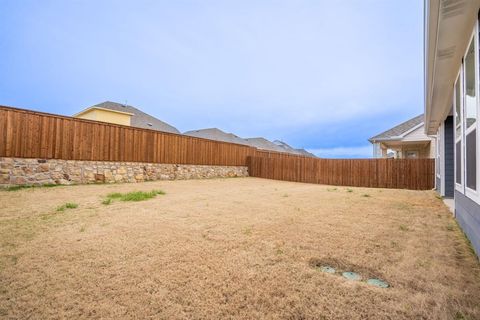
[273,140,302,155]
[274,140,316,157]
[369,114,424,142]
[183,128,250,146]
[294,148,316,157]
[244,137,287,153]
[84,101,180,134]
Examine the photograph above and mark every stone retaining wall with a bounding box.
[0,157,248,187]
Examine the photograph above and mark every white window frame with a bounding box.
[437,124,445,195]
[436,133,441,179]
[457,25,480,204]
[454,70,464,192]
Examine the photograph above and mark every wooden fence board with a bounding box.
[246,156,435,190]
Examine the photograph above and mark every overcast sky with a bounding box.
[0,0,423,158]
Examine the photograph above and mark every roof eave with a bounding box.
[424,0,480,135]
[73,106,134,118]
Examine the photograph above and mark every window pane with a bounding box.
[455,78,462,139]
[464,40,477,129]
[466,130,476,190]
[456,141,462,184]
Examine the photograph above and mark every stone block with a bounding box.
[37,163,50,172]
[95,174,105,183]
[35,173,50,181]
[12,176,27,185]
[0,174,10,184]
[1,162,13,169]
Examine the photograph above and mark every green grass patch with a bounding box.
[105,190,165,202]
[102,198,112,205]
[361,194,370,197]
[106,192,123,199]
[3,183,61,192]
[56,202,78,212]
[65,203,78,209]
[243,226,253,236]
[346,188,353,193]
[399,224,409,231]
[4,185,33,192]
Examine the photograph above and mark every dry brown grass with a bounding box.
[0,177,479,319]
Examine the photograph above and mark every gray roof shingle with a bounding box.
[369,114,424,142]
[273,140,302,155]
[244,137,287,153]
[273,140,316,157]
[294,148,316,157]
[87,101,180,134]
[183,128,250,146]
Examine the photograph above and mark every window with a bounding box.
[455,75,463,186]
[454,24,480,204]
[464,38,477,191]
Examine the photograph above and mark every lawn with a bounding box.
[0,177,479,319]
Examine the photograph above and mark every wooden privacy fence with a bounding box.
[0,106,305,166]
[0,106,435,190]
[247,156,435,190]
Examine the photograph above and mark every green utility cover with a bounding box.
[320,266,336,274]
[342,272,361,281]
[366,278,389,288]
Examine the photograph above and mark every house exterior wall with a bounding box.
[403,126,431,142]
[372,142,432,159]
[444,116,454,198]
[397,144,432,159]
[372,142,383,158]
[75,109,132,126]
[371,123,435,159]
[425,0,480,258]
[429,139,437,158]
[455,190,480,257]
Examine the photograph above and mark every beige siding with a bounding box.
[403,125,432,142]
[75,109,132,126]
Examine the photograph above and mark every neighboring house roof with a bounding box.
[273,140,317,157]
[244,137,287,153]
[273,140,302,155]
[79,101,180,134]
[368,114,424,143]
[183,128,250,146]
[295,148,316,157]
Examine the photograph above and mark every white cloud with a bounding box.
[308,145,372,159]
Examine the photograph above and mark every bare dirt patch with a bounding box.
[0,177,479,319]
